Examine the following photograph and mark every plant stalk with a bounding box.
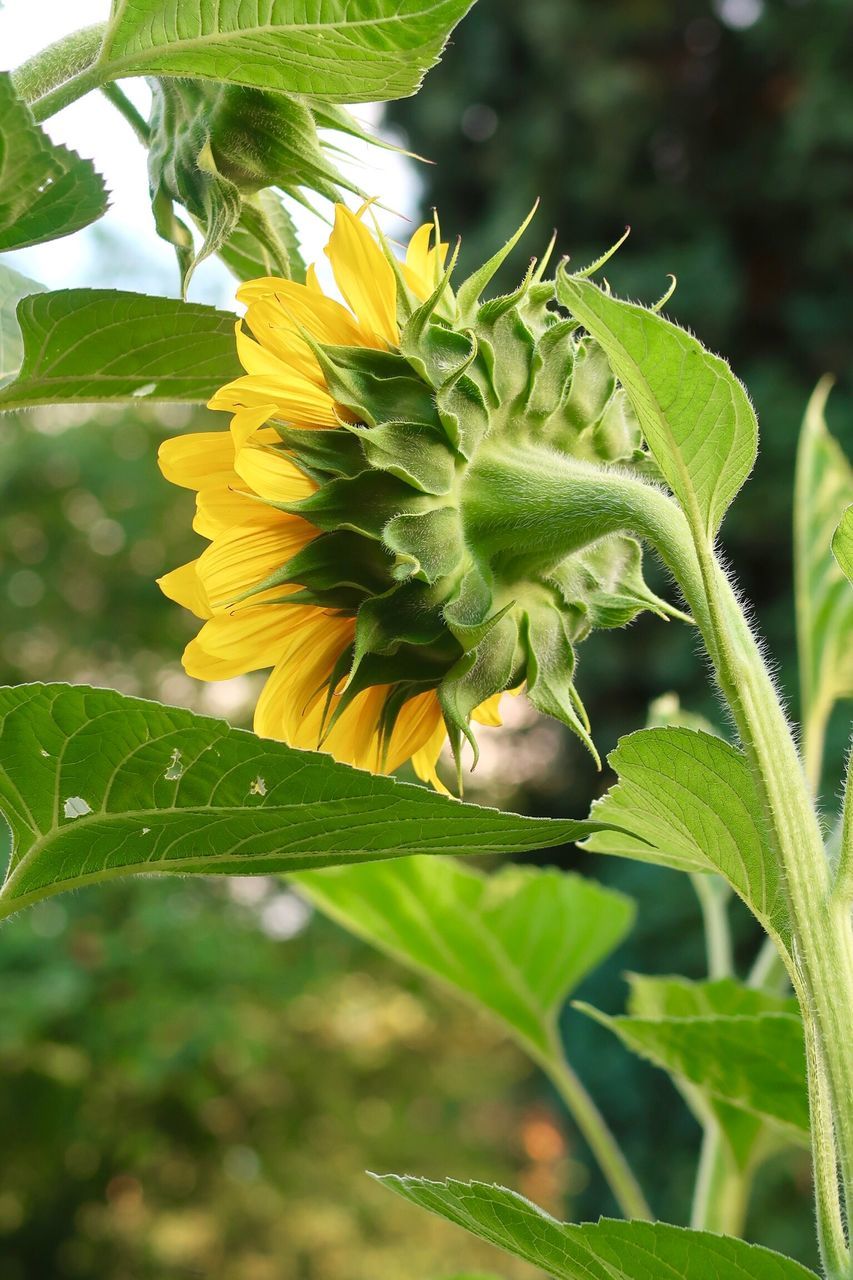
[690,1122,748,1236]
[12,24,108,120]
[533,1038,653,1222]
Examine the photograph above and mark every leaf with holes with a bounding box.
[0,72,108,250]
[296,857,634,1057]
[0,684,599,919]
[0,289,242,410]
[557,273,757,537]
[581,727,789,954]
[100,0,476,102]
[794,379,853,768]
[375,1177,820,1280]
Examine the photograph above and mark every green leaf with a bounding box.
[556,273,757,538]
[832,504,853,586]
[577,993,807,1146]
[582,727,790,953]
[296,858,634,1057]
[794,379,853,759]
[0,289,242,410]
[0,72,108,250]
[375,1177,820,1280]
[0,265,45,388]
[0,683,597,919]
[611,974,799,1166]
[101,0,476,103]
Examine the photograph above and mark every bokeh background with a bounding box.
[1,0,851,1275]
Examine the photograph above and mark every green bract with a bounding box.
[260,222,684,776]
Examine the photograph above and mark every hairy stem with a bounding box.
[101,82,150,145]
[691,874,734,980]
[690,1122,748,1236]
[12,24,108,120]
[533,1038,653,1222]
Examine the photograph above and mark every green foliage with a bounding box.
[99,0,477,102]
[0,264,43,387]
[297,858,634,1057]
[0,72,107,250]
[557,273,757,539]
[0,683,594,917]
[832,505,853,586]
[582,727,790,953]
[578,974,807,1154]
[0,290,242,410]
[376,1177,820,1279]
[794,378,853,762]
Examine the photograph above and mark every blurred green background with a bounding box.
[1,0,851,1274]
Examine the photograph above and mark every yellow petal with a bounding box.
[325,204,398,346]
[229,405,279,450]
[403,222,450,300]
[387,691,446,773]
[157,560,212,619]
[254,613,356,742]
[186,598,311,678]
[182,636,255,681]
[237,276,366,347]
[210,373,340,428]
[196,514,314,609]
[234,445,315,504]
[472,692,504,727]
[193,485,261,539]
[158,432,235,491]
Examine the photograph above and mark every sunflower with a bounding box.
[158,204,681,789]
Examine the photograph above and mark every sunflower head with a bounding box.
[158,204,681,789]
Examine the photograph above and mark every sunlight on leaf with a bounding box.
[556,273,757,538]
[296,858,634,1057]
[375,1177,820,1279]
[581,727,790,954]
[0,289,242,410]
[101,0,476,102]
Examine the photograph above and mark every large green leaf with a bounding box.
[101,0,476,102]
[0,684,597,919]
[557,273,757,538]
[0,72,108,250]
[832,505,853,586]
[577,991,807,1146]
[581,727,790,953]
[376,1177,819,1280]
[0,289,242,410]
[296,857,634,1057]
[0,265,44,388]
[606,974,798,1167]
[794,379,853,763]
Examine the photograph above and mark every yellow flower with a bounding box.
[159,203,680,788]
[158,205,474,788]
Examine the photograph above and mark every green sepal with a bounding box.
[272,425,366,480]
[436,373,491,458]
[353,583,447,669]
[279,531,391,595]
[473,307,537,409]
[445,600,516,655]
[402,316,474,393]
[383,507,465,584]
[355,421,457,495]
[561,339,618,437]
[442,567,494,646]
[523,605,600,765]
[439,613,521,771]
[456,203,539,321]
[567,538,683,632]
[284,471,431,539]
[311,343,440,429]
[524,319,577,422]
